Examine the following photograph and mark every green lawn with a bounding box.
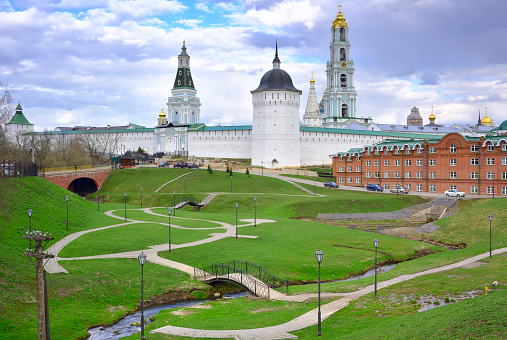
[1,170,505,340]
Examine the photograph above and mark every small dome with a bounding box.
[159,106,166,118]
[407,106,423,126]
[252,69,300,92]
[251,42,301,93]
[481,110,494,126]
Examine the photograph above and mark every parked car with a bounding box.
[188,163,199,168]
[390,187,409,194]
[324,181,339,188]
[157,161,169,167]
[173,162,189,168]
[366,183,383,192]
[445,189,466,197]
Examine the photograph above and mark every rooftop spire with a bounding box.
[272,39,281,69]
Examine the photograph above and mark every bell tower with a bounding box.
[322,5,357,127]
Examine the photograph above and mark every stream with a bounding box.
[87,292,249,340]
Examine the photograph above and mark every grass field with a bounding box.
[0,168,505,339]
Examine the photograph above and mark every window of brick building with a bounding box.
[471,186,478,194]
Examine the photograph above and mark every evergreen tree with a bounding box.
[246,168,250,176]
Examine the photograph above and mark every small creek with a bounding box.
[87,292,249,340]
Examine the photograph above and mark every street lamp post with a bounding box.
[27,209,32,249]
[140,187,143,208]
[185,176,187,193]
[173,190,176,217]
[97,187,100,211]
[374,238,379,298]
[124,192,127,221]
[235,203,239,239]
[261,161,263,176]
[65,195,69,230]
[168,208,172,252]
[138,251,147,340]
[315,249,323,336]
[254,197,257,227]
[489,214,493,258]
[314,177,317,194]
[230,175,233,193]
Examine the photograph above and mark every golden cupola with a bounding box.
[332,4,348,28]
[480,107,494,126]
[428,106,436,124]
[159,106,166,118]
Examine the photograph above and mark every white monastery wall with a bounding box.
[188,129,252,159]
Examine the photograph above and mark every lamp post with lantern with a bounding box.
[374,238,379,298]
[124,192,127,221]
[315,249,323,336]
[168,208,172,252]
[235,203,239,238]
[97,187,100,211]
[254,197,257,227]
[65,196,69,230]
[138,251,147,340]
[489,214,493,258]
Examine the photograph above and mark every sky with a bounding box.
[1,0,507,131]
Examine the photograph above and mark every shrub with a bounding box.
[246,168,250,176]
[433,301,440,305]
[444,297,450,303]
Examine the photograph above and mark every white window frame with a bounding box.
[347,166,353,172]
[405,159,411,167]
[471,158,479,166]
[450,144,456,153]
[450,172,456,179]
[487,158,495,166]
[487,186,494,195]
[405,171,411,178]
[471,186,478,194]
[366,172,371,178]
[339,166,344,172]
[394,172,401,178]
[503,158,507,166]
[488,144,494,151]
[416,159,423,166]
[384,160,390,167]
[449,185,457,190]
[430,172,436,179]
[471,145,478,152]
[429,184,436,192]
[503,172,507,180]
[374,172,380,178]
[416,172,422,179]
[356,177,361,184]
[339,177,344,183]
[430,159,436,166]
[356,166,361,172]
[374,160,380,167]
[366,160,371,167]
[450,159,456,166]
[429,147,436,153]
[502,187,507,195]
[384,172,390,178]
[395,160,400,167]
[471,172,479,179]
[487,172,495,180]
[416,184,422,192]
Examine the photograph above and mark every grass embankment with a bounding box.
[98,168,427,220]
[0,177,209,340]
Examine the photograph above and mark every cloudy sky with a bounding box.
[1,0,506,131]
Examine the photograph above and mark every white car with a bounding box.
[445,189,466,197]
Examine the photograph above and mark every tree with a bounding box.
[0,80,14,126]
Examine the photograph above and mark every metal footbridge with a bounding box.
[194,260,289,299]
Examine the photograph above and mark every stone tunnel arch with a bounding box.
[68,177,98,196]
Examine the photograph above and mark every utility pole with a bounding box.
[23,231,54,340]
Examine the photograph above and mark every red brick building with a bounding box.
[332,133,507,196]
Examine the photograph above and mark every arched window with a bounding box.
[340,74,347,87]
[340,27,345,41]
[340,48,346,61]
[450,144,456,153]
[342,104,348,117]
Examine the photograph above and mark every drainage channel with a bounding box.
[87,292,249,340]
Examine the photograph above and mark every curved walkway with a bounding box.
[46,207,275,275]
[151,246,507,339]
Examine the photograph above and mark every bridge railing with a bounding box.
[225,260,289,294]
[194,260,289,297]
[173,197,202,208]
[194,263,270,298]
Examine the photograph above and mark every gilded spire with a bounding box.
[310,71,315,84]
[332,4,348,28]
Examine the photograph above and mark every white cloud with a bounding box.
[227,0,322,29]
[195,2,211,13]
[177,18,202,28]
[108,0,188,19]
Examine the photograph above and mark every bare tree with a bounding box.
[29,130,53,168]
[0,80,15,125]
[80,132,121,165]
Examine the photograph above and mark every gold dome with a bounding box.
[310,71,315,84]
[481,107,494,126]
[159,106,166,118]
[332,4,348,28]
[429,106,435,120]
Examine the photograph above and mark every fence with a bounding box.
[1,161,38,178]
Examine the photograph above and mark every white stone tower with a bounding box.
[166,41,201,125]
[322,5,357,128]
[303,72,323,127]
[251,42,302,168]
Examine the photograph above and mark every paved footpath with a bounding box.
[151,247,507,339]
